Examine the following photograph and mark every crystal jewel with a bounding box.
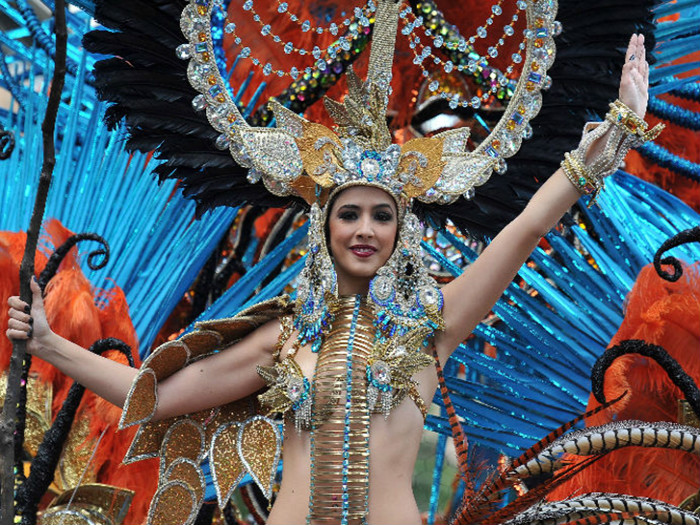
[287,378,304,401]
[215,134,230,150]
[360,157,380,177]
[176,44,192,60]
[419,286,438,306]
[370,275,394,302]
[192,94,207,111]
[371,361,390,385]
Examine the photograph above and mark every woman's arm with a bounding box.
[7,277,279,421]
[435,34,650,360]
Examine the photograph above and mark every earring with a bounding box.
[368,211,444,337]
[294,203,338,353]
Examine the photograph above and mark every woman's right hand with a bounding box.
[6,277,53,357]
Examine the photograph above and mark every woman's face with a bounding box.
[327,186,398,294]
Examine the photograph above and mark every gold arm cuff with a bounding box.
[607,99,665,142]
[561,153,602,202]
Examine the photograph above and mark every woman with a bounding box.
[7,32,657,525]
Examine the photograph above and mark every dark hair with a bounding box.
[323,190,343,254]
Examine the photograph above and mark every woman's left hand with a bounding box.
[619,33,649,118]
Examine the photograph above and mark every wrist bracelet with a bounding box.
[562,99,665,205]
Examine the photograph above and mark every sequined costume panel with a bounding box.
[257,307,434,429]
[118,296,293,520]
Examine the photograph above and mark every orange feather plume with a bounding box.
[0,219,157,524]
[548,263,700,504]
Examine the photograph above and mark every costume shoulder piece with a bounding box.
[118,296,293,523]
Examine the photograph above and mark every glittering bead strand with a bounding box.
[273,0,376,35]
[401,5,524,108]
[341,297,361,524]
[670,82,700,102]
[638,141,700,183]
[234,0,373,61]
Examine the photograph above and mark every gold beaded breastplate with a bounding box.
[309,295,373,524]
[258,295,437,524]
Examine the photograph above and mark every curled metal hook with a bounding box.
[653,226,700,282]
[38,233,110,292]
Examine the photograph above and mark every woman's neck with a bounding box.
[336,275,371,296]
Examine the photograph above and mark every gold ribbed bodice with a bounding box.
[309,295,375,524]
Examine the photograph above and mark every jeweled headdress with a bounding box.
[178,0,558,209]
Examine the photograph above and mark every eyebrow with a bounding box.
[337,203,394,212]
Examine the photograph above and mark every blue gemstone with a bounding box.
[528,72,542,83]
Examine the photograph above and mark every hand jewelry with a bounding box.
[562,99,664,205]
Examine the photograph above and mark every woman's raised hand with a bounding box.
[6,277,52,357]
[620,33,650,118]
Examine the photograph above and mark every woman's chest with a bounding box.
[258,318,436,432]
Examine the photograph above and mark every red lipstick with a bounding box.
[350,245,377,258]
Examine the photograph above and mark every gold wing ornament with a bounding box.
[118,296,293,520]
[230,77,498,206]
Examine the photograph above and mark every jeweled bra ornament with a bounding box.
[177,0,560,523]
